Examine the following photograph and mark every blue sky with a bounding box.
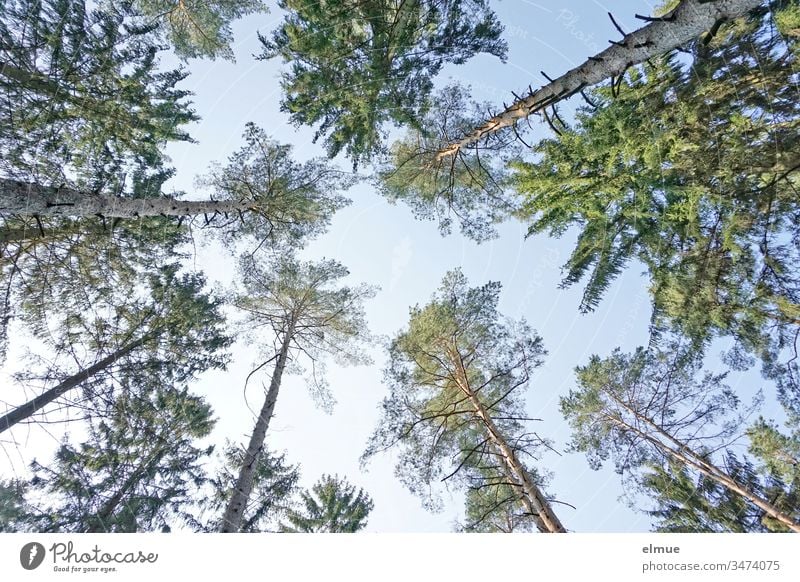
[2,0,783,532]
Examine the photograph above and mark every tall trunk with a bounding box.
[85,446,170,533]
[435,0,763,160]
[608,414,800,532]
[449,347,566,533]
[220,322,295,533]
[0,336,148,434]
[0,178,254,218]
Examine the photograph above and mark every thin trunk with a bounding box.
[449,346,566,533]
[0,178,254,218]
[608,414,800,532]
[0,336,148,434]
[435,0,763,160]
[85,446,169,533]
[220,322,295,533]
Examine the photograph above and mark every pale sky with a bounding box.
[1,0,780,533]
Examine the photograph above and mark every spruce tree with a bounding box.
[280,474,373,533]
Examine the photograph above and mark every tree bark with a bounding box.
[449,346,566,533]
[220,322,295,533]
[435,0,764,160]
[0,336,148,434]
[85,446,169,533]
[608,413,800,532]
[0,178,254,218]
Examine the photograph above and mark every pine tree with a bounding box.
[433,0,765,160]
[192,443,300,532]
[280,474,373,533]
[120,0,267,60]
[363,269,566,533]
[258,0,506,166]
[510,7,800,375]
[20,382,216,532]
[1,263,231,433]
[220,253,375,532]
[561,343,800,532]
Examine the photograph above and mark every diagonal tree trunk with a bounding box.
[607,412,800,533]
[0,335,149,434]
[220,322,295,533]
[450,346,566,533]
[85,446,170,533]
[435,0,764,160]
[0,179,255,219]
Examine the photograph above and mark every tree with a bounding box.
[362,269,566,533]
[641,454,798,532]
[0,0,196,190]
[258,0,506,166]
[0,263,231,433]
[19,382,216,532]
[560,344,800,532]
[195,443,301,532]
[433,0,764,160]
[220,254,375,532]
[119,0,268,60]
[510,8,800,376]
[280,474,373,533]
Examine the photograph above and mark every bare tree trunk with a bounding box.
[0,336,148,434]
[0,179,254,218]
[450,347,566,533]
[220,323,295,533]
[435,0,763,160]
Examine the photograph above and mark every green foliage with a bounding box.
[259,0,506,165]
[234,253,376,409]
[0,479,32,532]
[196,443,300,532]
[563,343,800,531]
[23,384,216,532]
[197,123,353,250]
[280,474,373,533]
[641,454,796,533]
[511,9,800,376]
[0,0,196,189]
[9,262,231,429]
[122,0,267,60]
[379,84,519,241]
[363,269,553,521]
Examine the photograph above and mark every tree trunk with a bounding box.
[450,347,566,533]
[0,336,148,434]
[435,0,763,160]
[85,446,169,533]
[609,414,800,533]
[220,322,295,533]
[0,178,254,218]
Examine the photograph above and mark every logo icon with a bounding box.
[20,542,46,570]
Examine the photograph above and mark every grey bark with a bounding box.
[220,322,295,533]
[608,409,800,533]
[0,336,148,434]
[450,345,566,533]
[0,179,253,218]
[436,0,764,160]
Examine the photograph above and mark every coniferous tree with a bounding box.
[258,0,507,166]
[509,8,800,379]
[220,254,375,532]
[1,263,231,433]
[561,344,800,532]
[19,383,216,532]
[280,474,373,533]
[363,269,566,533]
